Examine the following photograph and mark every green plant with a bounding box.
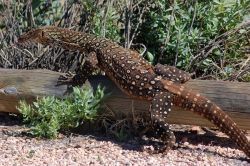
[80,0,121,41]
[1,0,249,81]
[136,0,250,79]
[114,127,129,142]
[31,0,64,26]
[18,86,105,138]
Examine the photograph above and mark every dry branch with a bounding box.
[0,68,249,130]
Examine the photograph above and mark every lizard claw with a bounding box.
[56,71,76,86]
[143,140,175,155]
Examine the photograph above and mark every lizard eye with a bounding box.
[41,31,45,37]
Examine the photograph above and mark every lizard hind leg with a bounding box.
[149,91,176,153]
[154,63,191,83]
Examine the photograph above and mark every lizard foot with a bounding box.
[143,127,176,154]
[56,71,76,86]
[154,132,176,154]
[145,145,174,155]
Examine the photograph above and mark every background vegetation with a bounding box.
[0,0,249,81]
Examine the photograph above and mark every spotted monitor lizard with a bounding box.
[18,26,250,158]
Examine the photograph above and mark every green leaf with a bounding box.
[146,51,155,62]
[32,0,45,10]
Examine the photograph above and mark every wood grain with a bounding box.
[0,68,249,129]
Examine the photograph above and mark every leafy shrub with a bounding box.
[136,0,250,78]
[18,86,105,138]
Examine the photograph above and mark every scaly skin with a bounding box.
[18,26,250,158]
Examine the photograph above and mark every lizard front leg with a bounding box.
[154,63,191,83]
[149,91,176,153]
[57,52,99,86]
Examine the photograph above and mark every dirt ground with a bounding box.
[0,113,249,166]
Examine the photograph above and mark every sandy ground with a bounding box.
[0,114,249,166]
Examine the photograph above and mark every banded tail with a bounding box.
[162,79,250,157]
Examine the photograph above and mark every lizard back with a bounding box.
[18,26,163,100]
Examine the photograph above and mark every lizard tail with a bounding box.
[162,80,250,158]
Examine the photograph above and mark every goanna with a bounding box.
[18,26,250,158]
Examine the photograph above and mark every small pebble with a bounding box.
[0,124,248,165]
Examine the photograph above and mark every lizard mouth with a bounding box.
[17,28,44,47]
[17,36,36,48]
[17,38,34,47]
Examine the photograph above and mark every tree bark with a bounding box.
[0,68,249,129]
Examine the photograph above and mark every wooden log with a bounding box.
[0,68,249,130]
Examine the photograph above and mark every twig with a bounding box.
[226,55,250,81]
[188,1,197,35]
[101,0,114,37]
[124,0,133,48]
[187,20,250,71]
[157,2,176,63]
[12,45,35,59]
[57,1,75,27]
[131,43,147,56]
[0,49,12,66]
[236,67,250,79]
[129,0,149,48]
[25,0,36,27]
[174,30,180,66]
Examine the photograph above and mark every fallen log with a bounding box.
[0,68,249,129]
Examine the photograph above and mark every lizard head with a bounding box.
[17,26,64,46]
[18,27,47,45]
[18,26,85,51]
